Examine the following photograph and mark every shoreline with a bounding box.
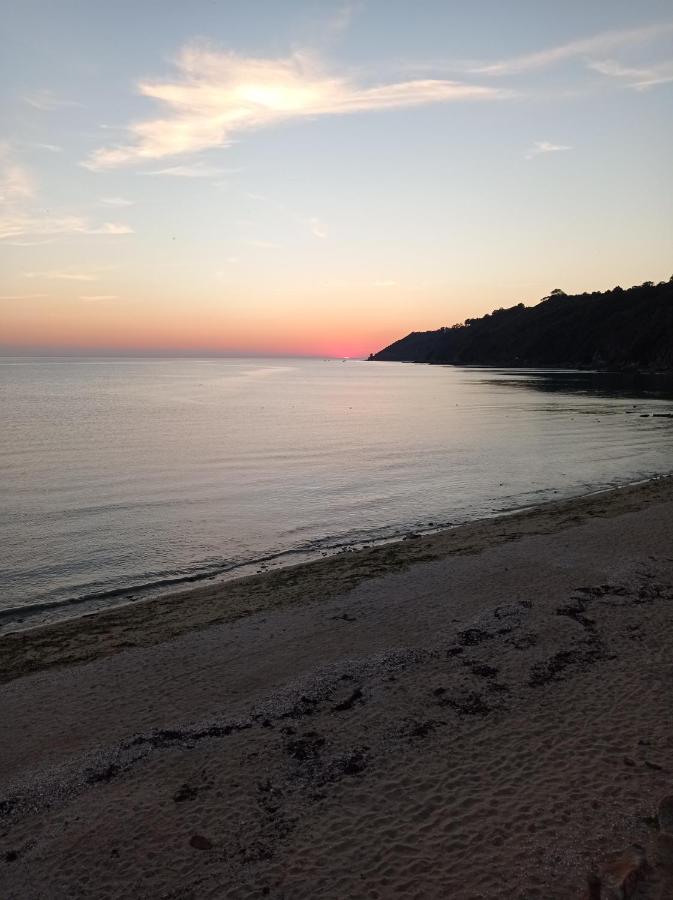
[372,358,673,376]
[3,471,667,635]
[1,472,672,685]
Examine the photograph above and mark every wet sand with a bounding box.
[1,476,673,898]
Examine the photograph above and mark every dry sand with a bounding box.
[1,477,673,898]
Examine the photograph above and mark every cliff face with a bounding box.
[370,280,673,371]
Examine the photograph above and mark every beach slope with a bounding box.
[1,477,673,898]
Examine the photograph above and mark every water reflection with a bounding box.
[478,369,673,400]
[3,358,672,627]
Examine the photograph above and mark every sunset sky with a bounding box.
[1,0,672,357]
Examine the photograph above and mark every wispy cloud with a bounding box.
[374,279,398,287]
[2,238,57,247]
[85,45,509,169]
[325,2,362,39]
[247,239,280,249]
[525,141,573,160]
[100,196,134,207]
[147,162,235,177]
[90,222,133,234]
[0,293,49,300]
[473,21,673,75]
[23,90,82,111]
[80,294,117,301]
[0,215,133,241]
[588,57,673,89]
[0,145,132,241]
[0,145,36,203]
[25,141,63,153]
[24,268,104,282]
[306,216,328,239]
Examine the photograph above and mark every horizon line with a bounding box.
[0,350,367,360]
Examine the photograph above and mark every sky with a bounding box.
[1,0,672,358]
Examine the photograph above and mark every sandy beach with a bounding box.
[2,476,673,898]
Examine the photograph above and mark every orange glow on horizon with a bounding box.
[0,301,403,358]
[0,284,419,357]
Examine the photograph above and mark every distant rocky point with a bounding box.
[369,278,673,371]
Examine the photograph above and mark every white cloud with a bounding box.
[0,214,133,241]
[588,57,673,89]
[85,45,509,169]
[100,196,134,207]
[247,239,280,249]
[0,145,36,203]
[147,162,234,177]
[473,21,673,75]
[0,293,49,300]
[374,279,398,287]
[25,142,63,153]
[80,295,117,301]
[525,141,573,160]
[90,222,134,234]
[24,269,100,282]
[0,146,132,241]
[306,216,328,239]
[0,215,84,241]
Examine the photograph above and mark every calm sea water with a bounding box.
[1,357,672,631]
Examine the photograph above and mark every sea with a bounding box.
[2,357,673,632]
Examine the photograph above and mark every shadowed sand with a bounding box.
[1,476,673,898]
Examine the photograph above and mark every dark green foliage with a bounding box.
[369,279,673,371]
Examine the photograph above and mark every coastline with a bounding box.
[370,357,673,373]
[2,473,673,896]
[1,473,671,685]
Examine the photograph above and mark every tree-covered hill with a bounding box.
[370,279,673,371]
